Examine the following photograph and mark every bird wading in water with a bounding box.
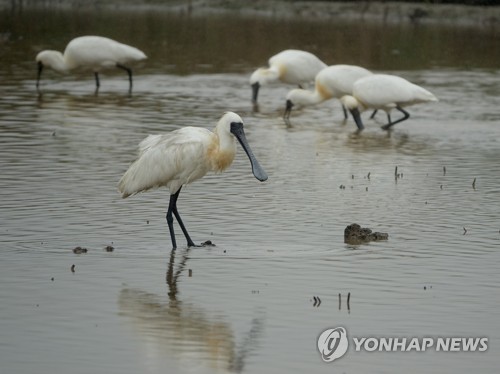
[118,112,268,249]
[36,35,147,93]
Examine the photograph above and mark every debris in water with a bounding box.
[72,246,87,254]
[443,166,446,176]
[472,177,476,190]
[71,264,75,273]
[367,172,371,180]
[104,245,114,252]
[201,240,215,247]
[347,292,351,311]
[188,269,192,277]
[463,227,467,235]
[312,296,321,307]
[344,223,388,245]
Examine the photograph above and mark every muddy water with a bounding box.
[1,6,499,374]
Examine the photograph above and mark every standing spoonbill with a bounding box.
[340,74,438,130]
[283,64,373,126]
[250,49,327,104]
[118,112,268,250]
[35,36,147,93]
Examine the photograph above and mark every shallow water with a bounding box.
[1,6,500,374]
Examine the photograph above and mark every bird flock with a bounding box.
[35,36,438,249]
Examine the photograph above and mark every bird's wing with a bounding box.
[65,36,145,69]
[118,127,212,197]
[319,66,373,97]
[353,75,411,108]
[270,50,327,84]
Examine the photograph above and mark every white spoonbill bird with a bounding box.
[283,64,373,126]
[340,74,438,130]
[36,36,147,92]
[250,49,327,103]
[118,112,268,250]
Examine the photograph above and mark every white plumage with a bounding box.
[250,49,327,103]
[284,64,373,123]
[118,128,213,198]
[118,112,268,249]
[340,74,438,130]
[36,35,147,92]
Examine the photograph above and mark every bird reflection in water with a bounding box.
[118,249,264,373]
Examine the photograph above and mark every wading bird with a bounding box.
[250,49,327,104]
[118,112,268,249]
[340,74,438,130]
[283,64,373,126]
[36,36,147,93]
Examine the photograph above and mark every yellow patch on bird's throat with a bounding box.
[316,82,333,100]
[212,150,235,173]
[207,139,235,173]
[277,63,287,79]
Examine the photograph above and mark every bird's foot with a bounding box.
[186,240,215,248]
[201,240,216,247]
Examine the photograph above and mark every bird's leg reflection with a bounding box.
[166,248,190,302]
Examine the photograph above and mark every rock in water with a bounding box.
[344,223,388,245]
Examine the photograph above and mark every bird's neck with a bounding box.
[259,66,281,85]
[44,51,70,72]
[207,132,236,173]
[293,88,326,107]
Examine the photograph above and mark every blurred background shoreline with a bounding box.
[2,0,500,29]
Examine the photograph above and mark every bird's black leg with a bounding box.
[94,72,100,88]
[342,104,348,120]
[167,187,199,249]
[381,106,410,130]
[166,192,178,250]
[172,205,197,248]
[370,109,378,119]
[117,64,133,92]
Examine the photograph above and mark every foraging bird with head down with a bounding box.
[250,49,327,104]
[340,74,438,130]
[284,64,373,125]
[35,36,147,93]
[118,112,268,250]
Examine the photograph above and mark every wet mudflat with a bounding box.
[1,5,499,374]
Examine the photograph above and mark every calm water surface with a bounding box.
[0,6,499,374]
